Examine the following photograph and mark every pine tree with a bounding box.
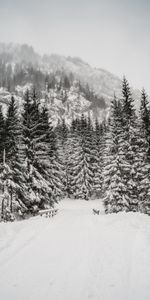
[103,96,130,213]
[0,96,28,221]
[140,89,150,161]
[138,89,150,214]
[0,106,5,164]
[22,89,62,212]
[121,78,140,211]
[21,89,50,212]
[5,96,21,163]
[39,106,63,201]
[56,118,73,198]
[69,115,94,200]
[92,119,104,197]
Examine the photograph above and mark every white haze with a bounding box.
[0,0,150,93]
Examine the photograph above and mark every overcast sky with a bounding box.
[0,0,150,93]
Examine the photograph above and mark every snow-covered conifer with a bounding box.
[103,96,130,213]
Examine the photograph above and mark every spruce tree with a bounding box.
[39,106,63,201]
[103,96,130,213]
[70,115,94,200]
[92,119,104,197]
[121,78,140,211]
[140,89,150,161]
[21,89,51,212]
[56,118,73,198]
[0,96,28,220]
[138,90,150,214]
[5,96,21,163]
[0,106,5,164]
[22,89,62,212]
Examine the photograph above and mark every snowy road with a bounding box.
[0,199,150,300]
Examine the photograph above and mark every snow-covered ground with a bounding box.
[0,199,150,300]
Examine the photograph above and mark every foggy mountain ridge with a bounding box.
[0,42,123,101]
[0,42,141,124]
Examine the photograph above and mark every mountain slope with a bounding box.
[0,43,141,123]
[0,43,123,103]
[41,53,122,102]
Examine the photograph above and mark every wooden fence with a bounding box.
[39,208,58,218]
